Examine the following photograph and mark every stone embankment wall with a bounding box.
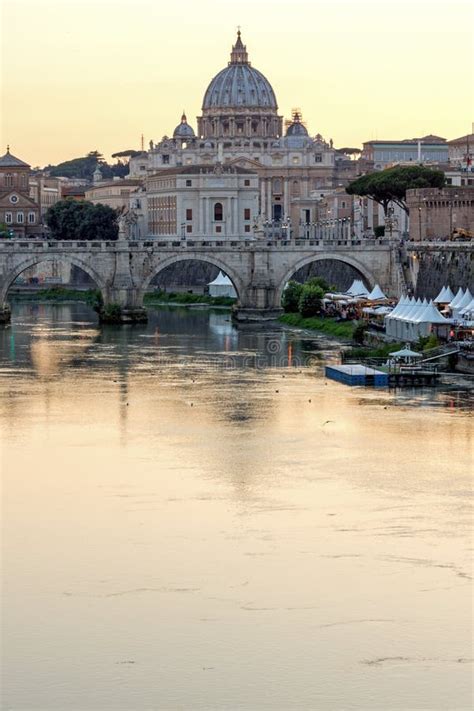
[414,250,474,298]
[292,259,369,290]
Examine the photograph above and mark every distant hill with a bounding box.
[45,150,130,181]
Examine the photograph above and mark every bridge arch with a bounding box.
[275,254,377,305]
[139,253,244,302]
[0,254,108,305]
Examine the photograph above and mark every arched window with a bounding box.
[214,202,223,221]
[5,174,13,187]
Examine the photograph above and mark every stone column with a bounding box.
[260,179,266,217]
[283,179,289,219]
[203,198,208,235]
[267,179,272,220]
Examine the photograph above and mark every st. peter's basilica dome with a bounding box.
[202,31,278,111]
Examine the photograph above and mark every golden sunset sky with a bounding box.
[1,0,473,167]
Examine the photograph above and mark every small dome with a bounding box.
[285,111,308,137]
[173,112,195,138]
[202,32,277,111]
[286,121,308,137]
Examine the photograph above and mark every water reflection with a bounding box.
[1,302,472,711]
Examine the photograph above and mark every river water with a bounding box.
[1,302,473,711]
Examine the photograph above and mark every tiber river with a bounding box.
[1,302,472,711]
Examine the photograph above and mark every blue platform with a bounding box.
[325,364,389,387]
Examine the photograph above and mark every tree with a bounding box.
[45,199,119,240]
[0,222,13,238]
[346,165,445,215]
[282,280,303,312]
[47,150,130,181]
[298,285,324,318]
[111,150,142,159]
[305,276,330,292]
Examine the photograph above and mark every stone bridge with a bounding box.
[0,237,402,323]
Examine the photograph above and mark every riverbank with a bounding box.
[278,313,357,340]
[145,291,235,307]
[9,287,235,310]
[10,287,100,305]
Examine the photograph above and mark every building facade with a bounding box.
[29,175,61,219]
[447,133,474,169]
[0,148,40,237]
[130,32,358,231]
[85,178,143,210]
[406,187,474,241]
[361,136,449,170]
[146,165,259,238]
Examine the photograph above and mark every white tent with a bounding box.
[434,286,455,304]
[389,346,422,361]
[346,279,370,297]
[367,284,386,300]
[401,298,425,341]
[411,302,450,338]
[459,298,474,318]
[453,288,473,317]
[385,296,411,339]
[208,271,237,298]
[449,288,465,310]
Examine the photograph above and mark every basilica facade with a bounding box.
[130,31,356,229]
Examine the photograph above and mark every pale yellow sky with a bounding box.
[1,0,473,167]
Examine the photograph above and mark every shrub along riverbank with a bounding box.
[144,290,236,307]
[9,287,235,309]
[278,313,358,340]
[10,287,101,306]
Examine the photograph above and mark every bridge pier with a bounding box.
[232,284,283,323]
[100,288,148,324]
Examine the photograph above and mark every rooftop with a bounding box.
[0,146,30,168]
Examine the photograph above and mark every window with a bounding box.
[292,156,300,164]
[186,225,192,233]
[215,225,222,233]
[16,212,24,223]
[5,212,12,223]
[28,212,36,223]
[341,201,346,209]
[139,165,146,172]
[186,208,192,220]
[21,175,27,188]
[4,174,12,187]
[214,202,223,221]
[244,179,250,186]
[185,179,192,187]
[244,225,251,233]
[162,155,169,164]
[315,154,322,163]
[244,208,251,220]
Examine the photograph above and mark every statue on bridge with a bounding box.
[117,207,139,240]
